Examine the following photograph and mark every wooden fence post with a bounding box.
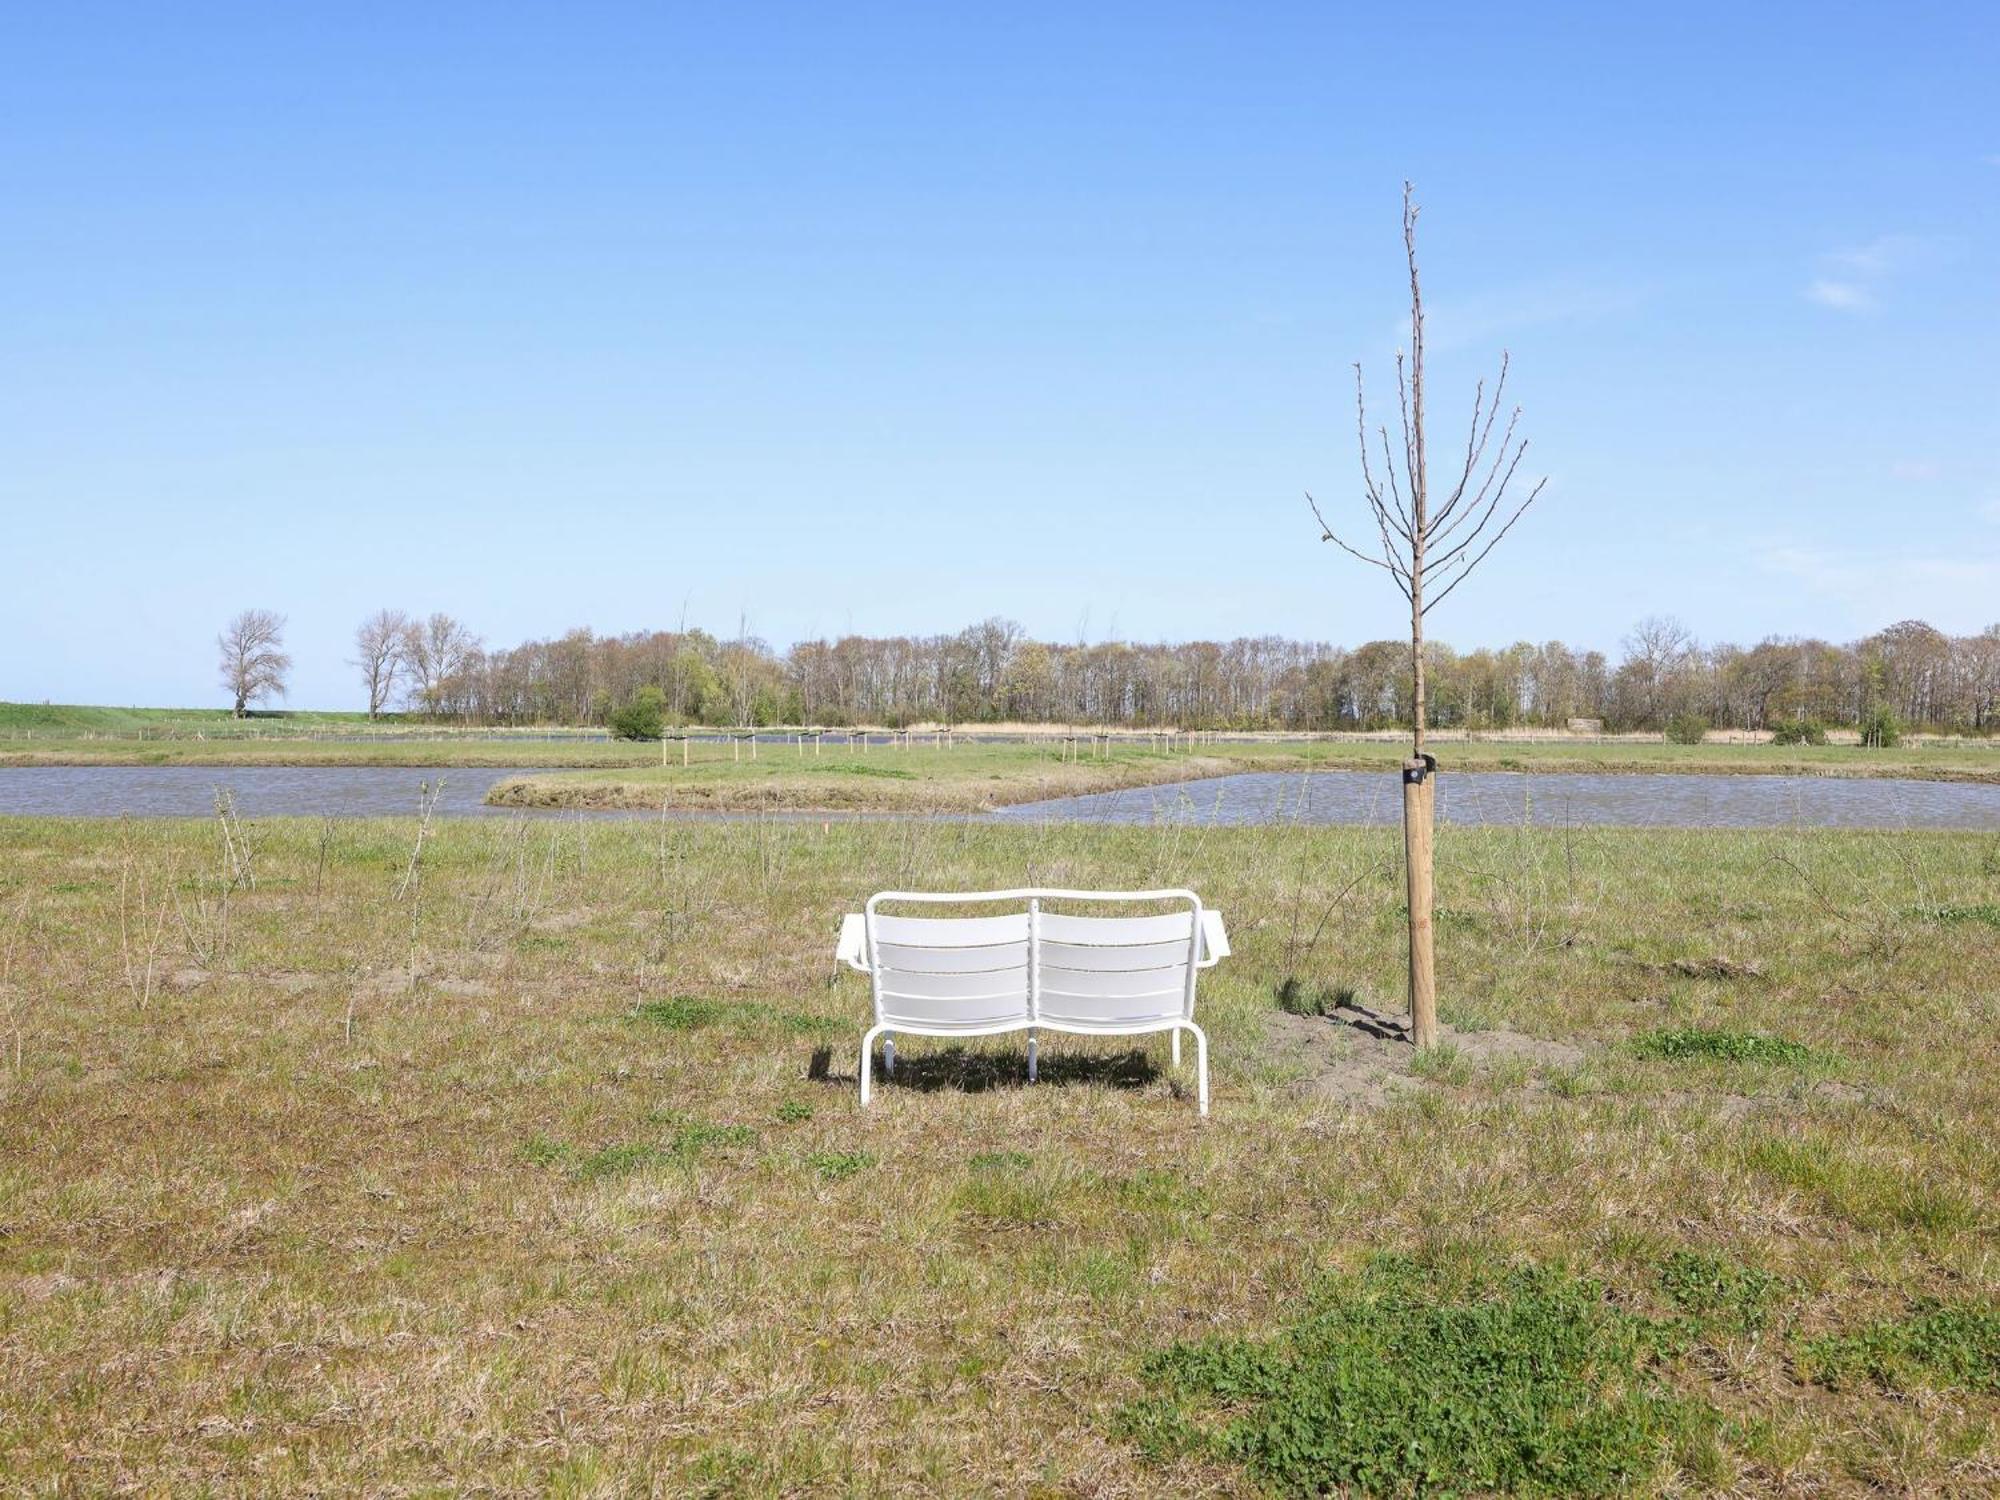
[1402,754,1438,1048]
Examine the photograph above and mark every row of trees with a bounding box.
[219,609,2000,733]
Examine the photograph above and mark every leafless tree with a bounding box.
[217,609,290,716]
[352,609,412,719]
[723,613,764,727]
[1306,183,1547,1046]
[402,613,479,718]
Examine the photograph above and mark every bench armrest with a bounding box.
[835,913,870,973]
[1198,909,1230,967]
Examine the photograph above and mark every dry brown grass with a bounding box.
[0,812,1996,1493]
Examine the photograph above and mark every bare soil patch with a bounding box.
[1264,1002,1585,1106]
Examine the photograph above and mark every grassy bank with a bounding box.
[488,737,2000,813]
[1,814,1995,1492]
[489,742,1324,812]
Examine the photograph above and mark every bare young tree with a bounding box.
[402,613,479,718]
[352,609,412,719]
[1307,183,1547,1047]
[217,609,291,717]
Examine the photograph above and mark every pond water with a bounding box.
[993,770,2000,830]
[1,765,1998,829]
[0,766,531,819]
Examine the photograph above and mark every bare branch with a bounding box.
[1433,405,1523,548]
[1423,475,1548,616]
[1434,352,1511,527]
[1306,491,1411,599]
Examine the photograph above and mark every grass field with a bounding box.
[1,813,1995,1493]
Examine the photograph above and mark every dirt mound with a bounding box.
[1265,1002,1584,1107]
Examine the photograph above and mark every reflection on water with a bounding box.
[1,765,1998,829]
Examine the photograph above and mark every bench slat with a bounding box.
[1038,966,1188,1000]
[879,968,1030,1001]
[875,939,1030,974]
[1037,988,1186,1025]
[1036,911,1193,946]
[871,912,1030,946]
[1038,938,1191,972]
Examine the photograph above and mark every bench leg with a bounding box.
[859,1024,887,1106]
[1171,1029,1181,1068]
[1184,1022,1210,1116]
[1027,1030,1038,1083]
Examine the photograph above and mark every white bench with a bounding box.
[835,888,1230,1114]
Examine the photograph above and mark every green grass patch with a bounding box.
[1273,977,1357,1017]
[1630,1027,1817,1066]
[1408,1040,1476,1086]
[1903,901,2000,928]
[969,1150,1031,1172]
[1802,1300,2000,1394]
[523,1120,756,1181]
[1657,1250,1782,1335]
[774,1100,814,1124]
[798,760,917,779]
[630,996,838,1037]
[1121,1252,1707,1496]
[631,997,727,1030]
[805,1150,875,1182]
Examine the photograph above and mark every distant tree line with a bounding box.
[310,610,2000,735]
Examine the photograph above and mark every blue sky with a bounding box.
[3,2,1996,709]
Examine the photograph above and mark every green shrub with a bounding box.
[1121,1253,1704,1496]
[1664,713,1708,745]
[1858,705,1900,748]
[1768,719,1828,746]
[607,685,666,740]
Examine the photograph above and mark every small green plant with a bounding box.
[607,685,666,741]
[1657,1250,1781,1335]
[1120,1253,1705,1496]
[1275,977,1357,1017]
[668,1121,756,1156]
[806,1150,875,1182]
[1664,713,1708,745]
[1802,1300,2000,1394]
[521,1135,570,1168]
[1768,719,1828,746]
[774,1099,814,1124]
[1631,1028,1816,1066]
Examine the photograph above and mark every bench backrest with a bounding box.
[863,889,1203,1034]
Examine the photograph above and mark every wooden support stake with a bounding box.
[1402,755,1438,1049]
